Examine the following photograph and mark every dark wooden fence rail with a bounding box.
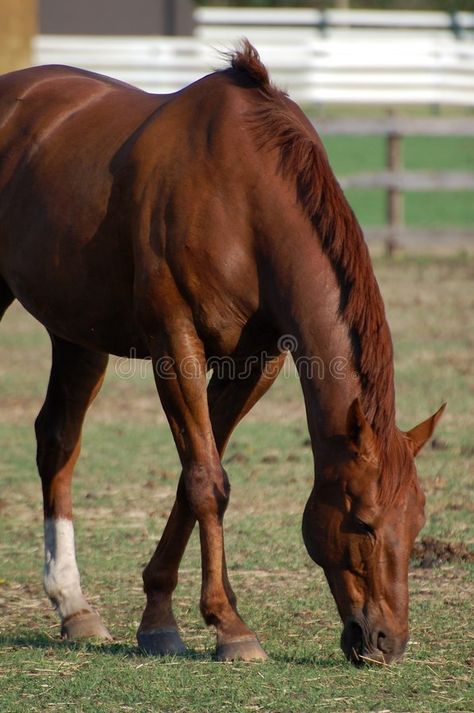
[315,117,474,253]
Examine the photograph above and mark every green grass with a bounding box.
[320,134,474,228]
[1,255,473,712]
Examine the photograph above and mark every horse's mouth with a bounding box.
[340,618,400,666]
[340,619,365,666]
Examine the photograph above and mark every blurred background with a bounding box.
[0,0,472,251]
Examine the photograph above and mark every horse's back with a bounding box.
[0,63,159,115]
[0,64,164,183]
[0,61,278,357]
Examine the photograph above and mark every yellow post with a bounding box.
[0,0,37,75]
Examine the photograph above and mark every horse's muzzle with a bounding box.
[340,617,408,666]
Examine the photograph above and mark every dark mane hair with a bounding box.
[229,41,406,502]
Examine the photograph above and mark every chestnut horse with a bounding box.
[0,43,443,664]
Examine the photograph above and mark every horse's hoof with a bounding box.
[216,636,268,662]
[137,627,187,656]
[61,611,112,641]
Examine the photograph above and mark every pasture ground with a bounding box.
[0,252,473,712]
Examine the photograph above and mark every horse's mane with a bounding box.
[228,42,405,502]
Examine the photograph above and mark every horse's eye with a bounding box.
[355,518,375,537]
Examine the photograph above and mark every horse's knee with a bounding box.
[35,417,64,458]
[184,463,230,520]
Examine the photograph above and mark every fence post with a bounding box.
[386,130,404,256]
[0,0,36,74]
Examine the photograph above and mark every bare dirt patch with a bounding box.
[411,537,474,568]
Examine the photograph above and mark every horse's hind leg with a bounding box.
[138,347,286,660]
[35,334,110,640]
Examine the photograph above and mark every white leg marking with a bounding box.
[44,518,91,621]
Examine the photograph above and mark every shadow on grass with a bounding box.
[0,633,211,661]
[1,633,346,667]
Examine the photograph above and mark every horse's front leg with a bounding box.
[139,327,280,660]
[35,335,111,640]
[137,475,195,655]
[138,351,285,658]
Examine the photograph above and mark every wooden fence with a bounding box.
[316,116,474,252]
[0,0,36,74]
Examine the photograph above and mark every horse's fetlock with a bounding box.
[200,592,231,626]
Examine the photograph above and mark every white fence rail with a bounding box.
[34,36,216,95]
[33,8,474,106]
[195,7,474,35]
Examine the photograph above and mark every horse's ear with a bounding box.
[405,403,446,456]
[346,398,377,461]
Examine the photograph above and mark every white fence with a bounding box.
[195,7,474,34]
[33,8,474,106]
[33,36,216,95]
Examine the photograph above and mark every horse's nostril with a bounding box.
[377,631,387,652]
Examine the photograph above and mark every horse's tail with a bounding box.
[228,40,274,94]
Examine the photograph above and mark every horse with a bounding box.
[0,41,444,664]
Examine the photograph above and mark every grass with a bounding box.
[1,254,473,712]
[320,134,474,228]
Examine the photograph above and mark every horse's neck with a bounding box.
[294,308,360,446]
[264,225,392,446]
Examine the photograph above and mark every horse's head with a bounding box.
[302,399,445,665]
